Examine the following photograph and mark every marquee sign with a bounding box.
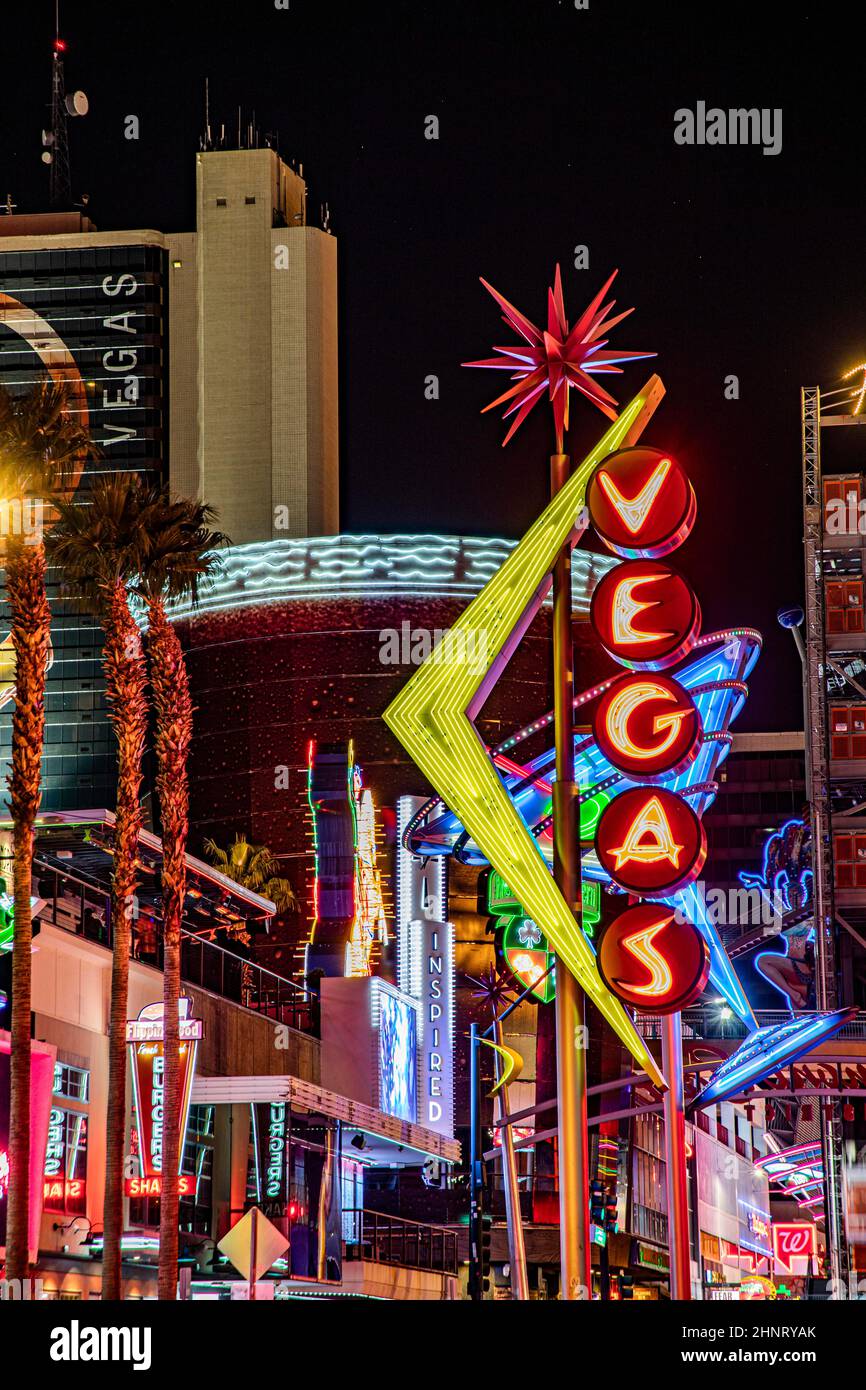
[587,446,696,558]
[594,785,706,896]
[593,672,702,780]
[125,998,202,1196]
[597,903,710,1014]
[589,559,701,670]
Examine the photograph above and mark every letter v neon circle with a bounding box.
[384,377,668,1086]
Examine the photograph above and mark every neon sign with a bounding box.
[772,1221,817,1274]
[590,559,700,670]
[124,1175,196,1198]
[597,903,710,1014]
[126,998,202,1188]
[689,1007,859,1109]
[595,785,706,895]
[396,796,455,1137]
[587,446,696,558]
[594,671,702,779]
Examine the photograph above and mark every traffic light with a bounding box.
[604,1194,618,1235]
[589,1179,605,1226]
[468,1203,493,1299]
[479,1212,492,1291]
[620,1272,634,1300]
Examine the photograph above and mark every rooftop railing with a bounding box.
[636,1007,866,1042]
[33,854,317,1036]
[343,1208,458,1277]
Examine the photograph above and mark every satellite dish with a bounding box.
[65,90,89,117]
[41,151,53,165]
[41,129,54,147]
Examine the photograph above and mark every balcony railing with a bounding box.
[33,855,317,1035]
[636,1007,866,1042]
[343,1209,458,1277]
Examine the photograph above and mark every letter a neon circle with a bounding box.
[593,671,702,779]
[595,784,707,895]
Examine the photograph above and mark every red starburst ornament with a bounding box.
[464,266,655,447]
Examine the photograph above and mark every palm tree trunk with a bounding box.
[100,581,148,1300]
[147,595,192,1301]
[4,542,51,1286]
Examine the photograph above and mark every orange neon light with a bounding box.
[610,572,673,646]
[619,916,674,997]
[604,680,691,761]
[610,794,684,870]
[597,457,671,535]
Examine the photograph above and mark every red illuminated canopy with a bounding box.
[588,446,696,558]
[590,558,700,670]
[597,903,710,1014]
[593,671,702,779]
[595,785,707,896]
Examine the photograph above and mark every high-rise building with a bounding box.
[0,146,338,809]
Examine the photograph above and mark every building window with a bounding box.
[824,477,862,533]
[826,578,864,634]
[834,831,866,888]
[53,1062,90,1103]
[43,1107,88,1215]
[830,704,866,760]
[245,196,256,205]
[216,198,227,207]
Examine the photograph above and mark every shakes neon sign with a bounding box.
[125,998,202,1197]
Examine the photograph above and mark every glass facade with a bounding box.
[0,241,168,809]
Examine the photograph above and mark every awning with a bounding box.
[191,1073,460,1164]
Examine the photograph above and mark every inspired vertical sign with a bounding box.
[396,796,455,1137]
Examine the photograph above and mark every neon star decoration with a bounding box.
[384,378,668,1086]
[462,267,655,446]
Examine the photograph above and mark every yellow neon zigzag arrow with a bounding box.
[384,376,667,1088]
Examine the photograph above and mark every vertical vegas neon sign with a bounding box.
[589,446,710,1013]
[125,998,202,1198]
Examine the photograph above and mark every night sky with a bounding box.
[5,0,866,731]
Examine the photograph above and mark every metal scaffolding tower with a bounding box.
[801,383,857,1291]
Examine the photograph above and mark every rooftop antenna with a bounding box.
[203,76,213,150]
[43,1,89,209]
[3,193,18,215]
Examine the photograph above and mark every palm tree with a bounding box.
[134,491,226,1300]
[46,476,151,1301]
[0,381,92,1284]
[202,834,297,940]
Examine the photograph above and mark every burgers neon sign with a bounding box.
[125,998,202,1199]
